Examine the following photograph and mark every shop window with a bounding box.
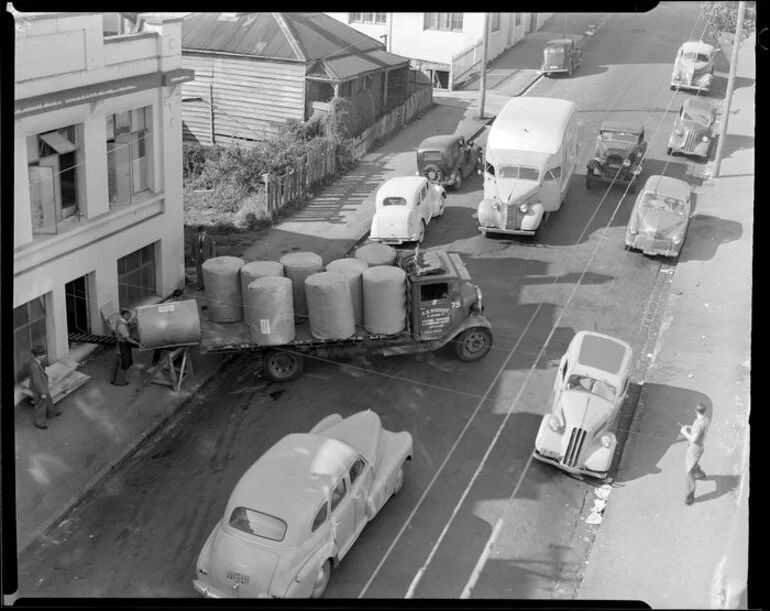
[107,106,153,206]
[27,125,83,235]
[424,13,463,32]
[14,297,48,382]
[118,243,157,308]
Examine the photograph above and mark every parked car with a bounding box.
[533,331,633,480]
[370,176,445,245]
[193,410,413,599]
[541,39,582,77]
[670,40,717,93]
[417,134,482,191]
[585,121,647,191]
[625,175,693,258]
[666,97,716,160]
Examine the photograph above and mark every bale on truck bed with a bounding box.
[195,249,493,382]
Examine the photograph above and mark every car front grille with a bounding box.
[684,130,698,151]
[562,427,587,468]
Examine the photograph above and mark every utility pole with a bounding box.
[713,0,746,178]
[478,12,490,119]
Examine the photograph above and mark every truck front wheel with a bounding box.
[264,349,304,382]
[454,327,493,362]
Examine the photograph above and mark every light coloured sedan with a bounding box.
[625,175,693,258]
[670,40,717,93]
[193,410,412,599]
[667,97,716,160]
[370,175,446,245]
[533,331,633,480]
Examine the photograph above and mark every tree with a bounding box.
[702,1,756,39]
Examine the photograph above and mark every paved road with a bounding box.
[17,3,714,600]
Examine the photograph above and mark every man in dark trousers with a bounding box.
[29,346,60,430]
[112,308,141,386]
[680,403,710,505]
[192,225,216,290]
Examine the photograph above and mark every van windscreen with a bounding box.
[498,165,540,181]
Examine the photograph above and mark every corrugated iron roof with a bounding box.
[181,12,409,81]
[181,12,303,61]
[281,12,381,60]
[325,48,409,81]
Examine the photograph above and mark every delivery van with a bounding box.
[478,97,579,236]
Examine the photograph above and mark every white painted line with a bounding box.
[460,518,504,599]
[356,301,544,598]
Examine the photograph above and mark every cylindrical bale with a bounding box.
[202,256,245,323]
[279,252,323,322]
[135,300,201,348]
[240,261,285,323]
[362,265,407,335]
[305,272,356,340]
[247,276,295,346]
[325,258,369,326]
[355,242,397,267]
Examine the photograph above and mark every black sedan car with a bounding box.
[586,121,647,192]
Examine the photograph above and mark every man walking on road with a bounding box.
[680,403,710,505]
[192,225,216,290]
[29,346,61,430]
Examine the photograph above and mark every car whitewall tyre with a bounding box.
[393,463,405,495]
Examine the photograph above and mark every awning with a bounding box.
[39,131,77,155]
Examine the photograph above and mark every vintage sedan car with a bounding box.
[370,175,446,245]
[533,331,633,480]
[193,410,413,599]
[586,121,647,191]
[417,134,482,191]
[625,175,693,258]
[666,97,716,160]
[541,38,582,77]
[670,40,717,93]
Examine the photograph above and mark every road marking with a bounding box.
[460,518,504,599]
[357,300,544,598]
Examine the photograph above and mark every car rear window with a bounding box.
[382,197,407,207]
[229,507,287,542]
[683,51,710,62]
[422,151,443,162]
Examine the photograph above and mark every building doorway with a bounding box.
[65,276,91,335]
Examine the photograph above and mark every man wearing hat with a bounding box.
[29,346,60,430]
[112,308,141,386]
[680,403,710,505]
[192,225,216,290]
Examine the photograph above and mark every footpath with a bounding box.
[577,35,753,609]
[13,16,576,558]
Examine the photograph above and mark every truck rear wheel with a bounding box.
[263,349,304,382]
[454,327,493,362]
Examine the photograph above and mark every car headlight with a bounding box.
[675,128,683,136]
[672,233,683,244]
[622,159,631,167]
[702,135,709,142]
[674,74,681,81]
[548,414,563,433]
[600,434,612,448]
[472,285,483,313]
[519,202,530,213]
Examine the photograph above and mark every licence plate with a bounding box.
[226,570,250,585]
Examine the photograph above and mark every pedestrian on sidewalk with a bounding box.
[680,403,710,505]
[111,309,141,386]
[29,346,61,430]
[192,225,216,290]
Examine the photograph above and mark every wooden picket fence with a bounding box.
[450,38,484,90]
[261,86,433,219]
